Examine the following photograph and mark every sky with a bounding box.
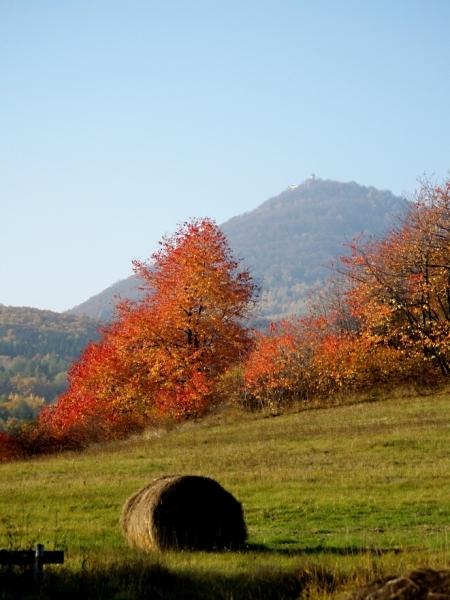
[1,1,450,312]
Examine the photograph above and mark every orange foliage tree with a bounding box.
[244,287,425,410]
[244,179,450,409]
[243,319,309,409]
[243,311,362,409]
[342,180,450,376]
[40,218,257,443]
[306,274,419,392]
[243,314,370,408]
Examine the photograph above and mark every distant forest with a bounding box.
[0,306,98,430]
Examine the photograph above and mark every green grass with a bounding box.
[2,388,450,598]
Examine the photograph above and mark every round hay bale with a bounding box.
[121,475,247,551]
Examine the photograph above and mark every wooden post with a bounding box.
[0,545,64,579]
[33,543,45,582]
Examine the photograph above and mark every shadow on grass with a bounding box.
[0,543,403,599]
[246,542,403,556]
[0,560,332,600]
[0,542,404,599]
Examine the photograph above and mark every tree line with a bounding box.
[1,179,449,460]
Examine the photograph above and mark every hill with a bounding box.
[68,178,409,321]
[0,305,99,427]
[1,389,450,598]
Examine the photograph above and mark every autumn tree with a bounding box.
[342,179,450,376]
[40,218,257,442]
[243,320,307,409]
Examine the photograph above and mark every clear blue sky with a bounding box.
[2,1,450,312]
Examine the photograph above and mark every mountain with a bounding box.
[68,178,409,321]
[66,276,143,322]
[221,178,409,317]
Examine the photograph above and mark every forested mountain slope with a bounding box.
[0,305,99,427]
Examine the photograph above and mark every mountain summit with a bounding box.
[68,178,409,321]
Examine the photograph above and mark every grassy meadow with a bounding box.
[2,387,450,598]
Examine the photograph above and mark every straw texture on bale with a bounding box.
[350,568,450,599]
[121,475,247,551]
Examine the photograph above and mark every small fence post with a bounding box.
[0,544,64,578]
[33,544,44,582]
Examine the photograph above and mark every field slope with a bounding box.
[1,389,450,599]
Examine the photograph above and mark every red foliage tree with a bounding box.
[40,218,257,442]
